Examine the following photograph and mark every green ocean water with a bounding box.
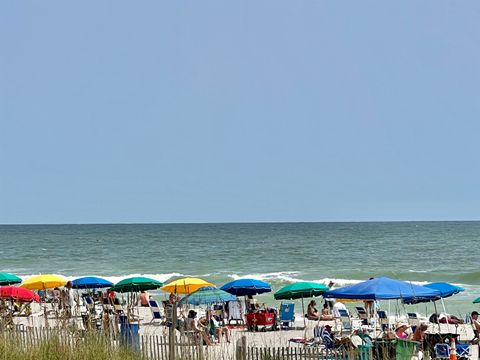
[0,221,478,316]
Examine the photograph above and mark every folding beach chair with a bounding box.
[377,310,390,332]
[434,343,471,359]
[338,309,352,335]
[356,306,368,325]
[407,312,420,333]
[149,299,162,324]
[279,303,295,329]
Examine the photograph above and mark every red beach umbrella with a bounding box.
[0,286,41,302]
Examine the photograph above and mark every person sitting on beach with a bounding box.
[411,323,428,343]
[200,310,231,343]
[307,300,320,321]
[395,322,410,339]
[246,295,258,312]
[186,310,212,346]
[139,291,149,307]
[471,311,480,339]
[320,303,334,321]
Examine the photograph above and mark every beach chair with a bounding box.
[227,300,244,325]
[434,343,471,359]
[407,312,420,332]
[149,299,162,324]
[377,310,390,331]
[356,306,369,325]
[338,309,353,335]
[279,303,295,329]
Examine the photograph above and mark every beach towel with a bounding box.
[228,300,242,321]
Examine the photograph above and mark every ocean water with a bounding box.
[0,221,478,316]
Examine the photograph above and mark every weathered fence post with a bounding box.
[169,304,177,360]
[236,335,247,360]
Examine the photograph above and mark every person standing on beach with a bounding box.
[139,291,149,307]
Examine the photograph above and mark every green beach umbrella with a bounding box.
[0,272,22,286]
[110,277,163,293]
[274,282,329,300]
[274,281,329,328]
[473,297,480,304]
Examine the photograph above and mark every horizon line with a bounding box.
[1,219,479,226]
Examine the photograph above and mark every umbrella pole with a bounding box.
[440,297,448,324]
[433,301,441,332]
[302,297,305,329]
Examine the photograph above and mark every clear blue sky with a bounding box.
[1,2,479,224]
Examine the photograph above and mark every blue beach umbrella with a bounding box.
[323,277,441,301]
[72,276,113,289]
[220,278,271,296]
[403,282,464,304]
[424,282,464,298]
[178,286,236,306]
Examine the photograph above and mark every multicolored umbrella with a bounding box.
[178,286,236,305]
[0,286,41,302]
[110,277,163,293]
[0,272,22,286]
[274,282,329,300]
[220,278,271,296]
[72,276,113,289]
[20,274,67,290]
[161,277,215,295]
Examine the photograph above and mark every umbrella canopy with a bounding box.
[161,277,214,295]
[20,274,67,290]
[72,276,113,289]
[323,277,441,301]
[110,277,162,293]
[0,286,41,302]
[424,282,464,298]
[0,272,22,286]
[220,279,271,296]
[274,282,329,300]
[473,297,480,304]
[178,286,236,305]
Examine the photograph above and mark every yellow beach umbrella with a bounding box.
[20,274,67,290]
[161,277,215,295]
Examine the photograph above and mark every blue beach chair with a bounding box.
[279,303,295,329]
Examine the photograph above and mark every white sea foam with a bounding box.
[17,273,184,284]
[229,272,302,283]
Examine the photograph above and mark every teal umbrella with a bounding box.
[178,286,236,305]
[0,272,22,286]
[473,297,480,304]
[110,277,163,293]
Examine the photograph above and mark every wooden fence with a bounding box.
[0,328,372,360]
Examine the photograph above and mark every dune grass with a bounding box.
[0,332,143,360]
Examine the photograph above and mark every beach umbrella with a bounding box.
[110,277,163,293]
[178,286,236,306]
[424,282,464,298]
[0,272,22,285]
[72,276,113,289]
[220,279,271,296]
[274,282,329,328]
[20,274,67,290]
[161,277,215,295]
[473,297,480,304]
[323,277,441,301]
[274,282,329,300]
[0,286,40,302]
